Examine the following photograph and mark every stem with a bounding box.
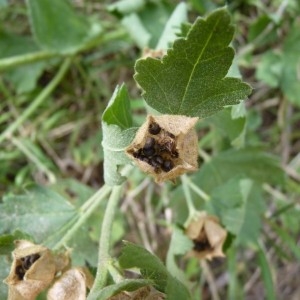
[0,57,72,144]
[10,136,56,184]
[181,174,198,217]
[184,175,210,202]
[88,185,123,298]
[0,50,57,71]
[51,184,112,250]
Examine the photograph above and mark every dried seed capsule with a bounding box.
[126,115,199,183]
[161,159,174,172]
[148,122,161,135]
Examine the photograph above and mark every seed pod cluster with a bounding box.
[126,115,199,183]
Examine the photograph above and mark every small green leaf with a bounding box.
[89,279,152,300]
[26,0,101,53]
[119,241,191,299]
[102,84,132,129]
[102,85,136,186]
[134,8,252,117]
[0,186,76,243]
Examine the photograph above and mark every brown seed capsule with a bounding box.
[126,115,198,183]
[185,212,227,260]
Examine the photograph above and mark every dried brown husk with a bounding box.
[126,115,198,183]
[185,212,227,260]
[4,240,56,300]
[47,267,92,300]
[109,286,165,300]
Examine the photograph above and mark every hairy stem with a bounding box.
[88,185,123,298]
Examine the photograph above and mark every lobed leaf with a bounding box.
[134,8,252,117]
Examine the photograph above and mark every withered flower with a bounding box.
[47,267,93,300]
[4,240,56,300]
[185,212,227,260]
[126,115,198,183]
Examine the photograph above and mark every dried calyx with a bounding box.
[185,212,227,260]
[126,115,199,183]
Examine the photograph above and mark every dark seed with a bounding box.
[15,265,25,280]
[143,147,155,157]
[22,254,40,270]
[161,159,174,172]
[144,137,155,149]
[149,122,161,135]
[149,158,160,168]
[153,155,164,165]
[193,239,211,252]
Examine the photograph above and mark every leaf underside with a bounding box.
[134,8,252,118]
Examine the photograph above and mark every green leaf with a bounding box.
[102,85,136,186]
[194,148,285,192]
[26,0,101,53]
[0,186,76,243]
[134,8,252,117]
[89,279,152,300]
[101,123,134,183]
[207,178,265,244]
[119,241,191,299]
[102,84,132,129]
